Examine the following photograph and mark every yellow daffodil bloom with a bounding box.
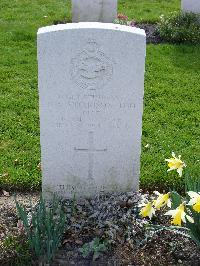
[165,152,186,177]
[165,203,194,226]
[153,191,171,210]
[139,202,155,219]
[188,191,200,213]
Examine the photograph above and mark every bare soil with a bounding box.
[0,191,200,266]
[136,23,163,44]
[0,191,39,264]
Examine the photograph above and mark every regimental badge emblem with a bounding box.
[71,39,113,90]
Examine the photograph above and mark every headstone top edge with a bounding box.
[37,22,146,37]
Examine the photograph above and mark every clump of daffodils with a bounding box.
[139,193,196,226]
[165,152,186,177]
[138,152,200,246]
[153,191,171,209]
[165,202,194,226]
[139,192,171,220]
[188,191,200,213]
[139,201,155,219]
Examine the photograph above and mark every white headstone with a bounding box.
[182,0,200,13]
[72,0,118,23]
[37,23,146,199]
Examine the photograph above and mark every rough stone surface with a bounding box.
[72,0,118,23]
[182,0,200,13]
[37,23,146,199]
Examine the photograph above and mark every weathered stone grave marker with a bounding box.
[182,0,200,13]
[37,23,146,199]
[72,0,118,23]
[74,131,108,180]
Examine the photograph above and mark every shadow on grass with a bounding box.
[169,44,200,71]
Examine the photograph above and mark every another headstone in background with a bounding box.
[182,0,200,14]
[72,0,118,23]
[37,23,146,200]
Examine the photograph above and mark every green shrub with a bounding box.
[80,238,109,261]
[15,195,66,264]
[2,235,31,265]
[157,12,200,44]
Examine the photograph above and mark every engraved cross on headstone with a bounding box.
[74,131,107,180]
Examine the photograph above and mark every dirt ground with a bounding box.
[0,191,40,264]
[0,191,200,266]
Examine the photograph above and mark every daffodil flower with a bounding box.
[187,191,200,213]
[153,191,171,210]
[165,152,186,177]
[139,201,155,219]
[165,203,194,226]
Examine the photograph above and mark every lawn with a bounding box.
[118,0,180,23]
[0,0,199,192]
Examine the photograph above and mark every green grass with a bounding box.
[0,0,72,190]
[141,44,200,191]
[118,0,180,23]
[0,0,199,192]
